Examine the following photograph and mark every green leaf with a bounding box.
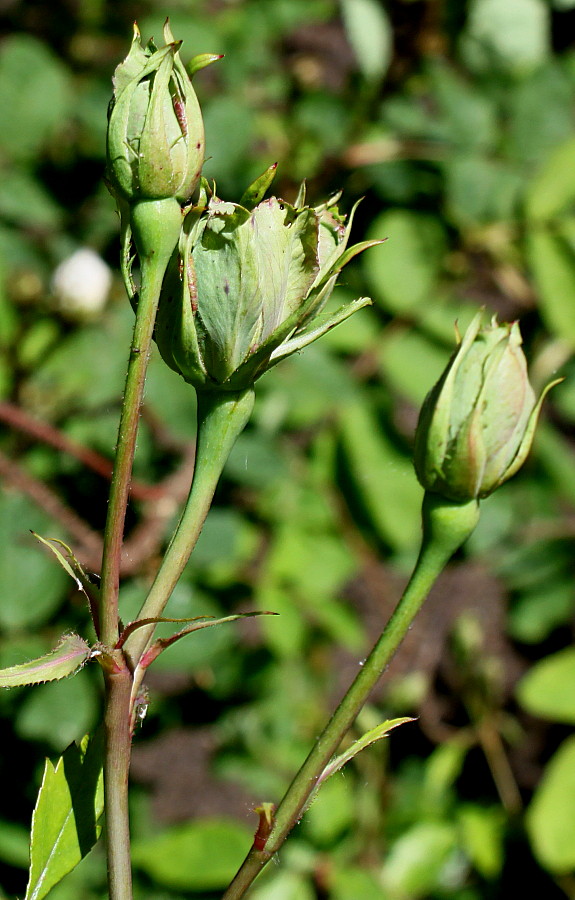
[304,775,354,846]
[331,867,389,900]
[526,228,575,346]
[339,399,423,552]
[517,647,575,724]
[32,533,99,609]
[0,490,69,631]
[137,611,277,669]
[383,821,458,896]
[25,732,104,900]
[378,326,452,406]
[0,171,63,229]
[251,871,316,900]
[0,35,72,162]
[445,156,522,226]
[16,670,98,751]
[526,735,575,872]
[461,0,550,75]
[457,804,504,878]
[318,718,414,787]
[524,136,575,221]
[132,818,251,891]
[363,210,446,315]
[341,0,392,81]
[0,634,90,688]
[0,819,30,868]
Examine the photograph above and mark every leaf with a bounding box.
[0,490,69,631]
[16,670,99,752]
[526,735,575,872]
[248,871,317,900]
[0,35,72,163]
[132,818,251,891]
[338,399,423,552]
[524,136,575,221]
[32,533,99,605]
[0,634,91,688]
[304,718,414,817]
[139,611,277,668]
[363,210,446,315]
[457,804,504,879]
[526,228,575,346]
[318,718,414,787]
[341,0,392,82]
[25,732,104,900]
[383,821,458,896]
[461,0,550,75]
[517,647,575,724]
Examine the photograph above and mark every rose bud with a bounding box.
[414,312,560,502]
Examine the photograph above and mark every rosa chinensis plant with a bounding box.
[0,21,561,900]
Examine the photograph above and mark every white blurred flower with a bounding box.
[51,248,112,319]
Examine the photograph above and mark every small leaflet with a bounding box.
[0,634,91,688]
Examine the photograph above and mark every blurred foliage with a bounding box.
[1,0,575,897]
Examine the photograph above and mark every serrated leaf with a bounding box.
[303,718,414,813]
[0,634,91,688]
[32,532,100,607]
[138,611,277,668]
[319,717,414,785]
[25,732,104,900]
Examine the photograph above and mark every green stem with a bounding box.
[99,198,182,648]
[103,658,134,900]
[221,493,480,900]
[100,198,182,900]
[124,387,255,675]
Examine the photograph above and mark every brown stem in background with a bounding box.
[0,401,163,501]
[0,436,197,576]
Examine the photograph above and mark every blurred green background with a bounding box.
[2,0,575,897]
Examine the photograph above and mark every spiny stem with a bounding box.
[221,494,480,900]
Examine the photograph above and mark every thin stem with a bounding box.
[98,258,164,645]
[221,493,480,900]
[100,197,182,900]
[124,388,255,676]
[103,659,134,900]
[99,198,182,648]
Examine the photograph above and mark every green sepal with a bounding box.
[269,297,372,363]
[0,634,91,689]
[240,163,278,210]
[503,377,563,483]
[189,52,224,75]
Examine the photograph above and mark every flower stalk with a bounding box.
[221,493,481,898]
[124,387,255,675]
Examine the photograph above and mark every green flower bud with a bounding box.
[414,312,560,501]
[106,21,212,205]
[154,174,382,390]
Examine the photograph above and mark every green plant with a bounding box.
[0,26,564,900]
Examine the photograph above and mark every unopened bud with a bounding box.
[414,312,560,501]
[106,21,212,205]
